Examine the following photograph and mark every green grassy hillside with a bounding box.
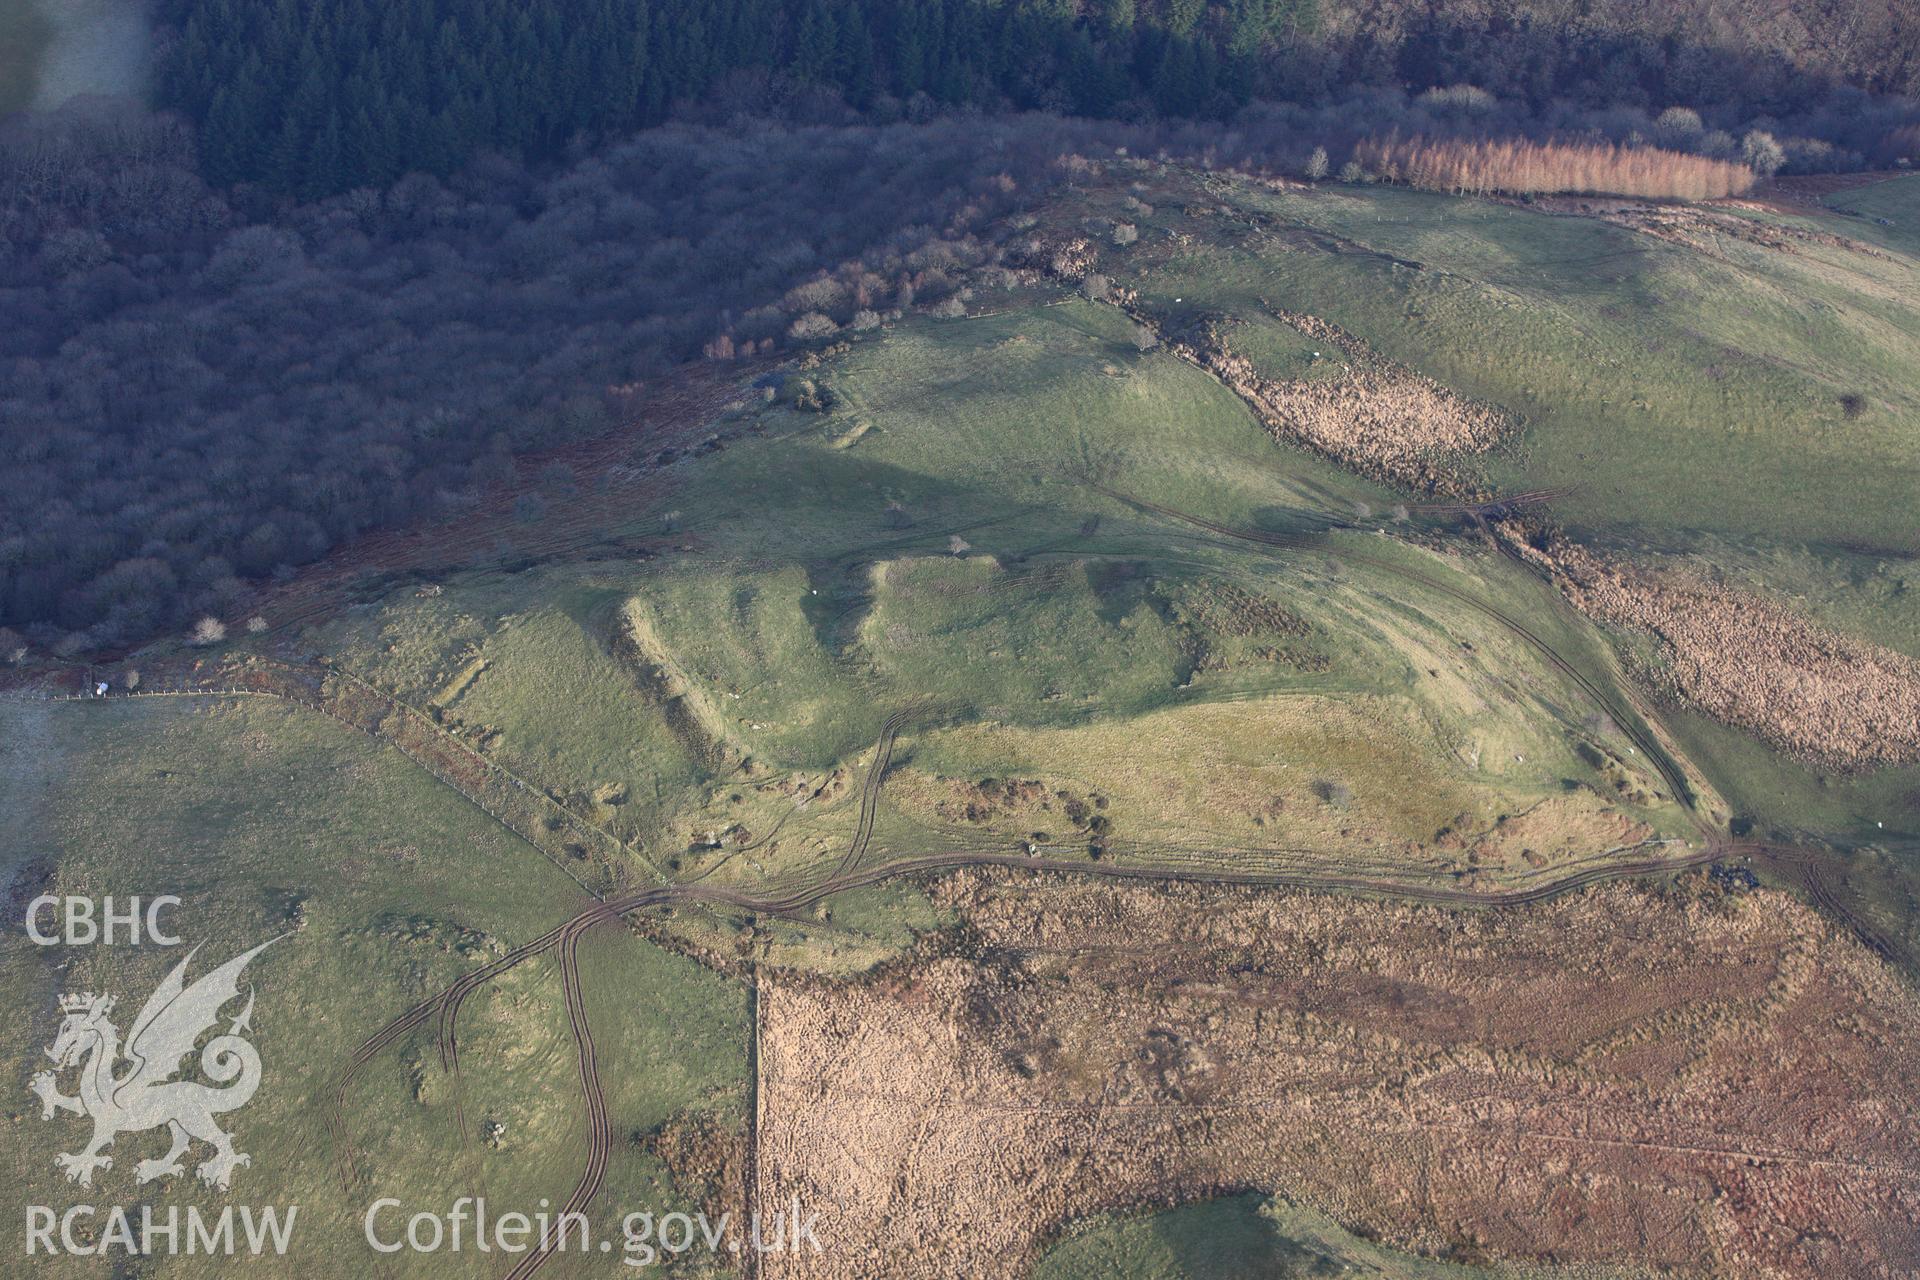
[0,697,744,1278]
[1035,1193,1653,1280]
[1123,177,1920,561]
[311,296,1705,897]
[7,158,1919,1279]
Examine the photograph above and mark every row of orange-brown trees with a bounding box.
[1354,136,1756,199]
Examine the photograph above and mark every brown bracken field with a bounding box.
[746,870,1920,1279]
[1523,540,1920,771]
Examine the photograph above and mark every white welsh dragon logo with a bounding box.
[29,937,282,1191]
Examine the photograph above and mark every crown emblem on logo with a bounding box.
[34,937,283,1193]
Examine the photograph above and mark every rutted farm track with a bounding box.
[7,483,1902,1280]
[8,641,1898,1279]
[326,824,1875,1279]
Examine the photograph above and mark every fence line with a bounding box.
[5,672,660,901]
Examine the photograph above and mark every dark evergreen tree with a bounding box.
[154,0,1338,194]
